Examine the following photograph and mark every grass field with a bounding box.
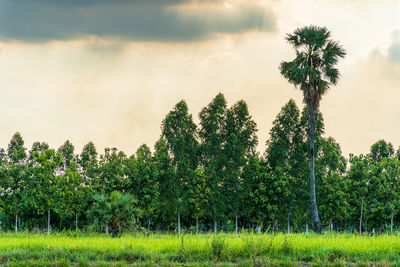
[1,232,400,266]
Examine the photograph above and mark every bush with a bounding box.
[87,191,142,237]
[210,237,226,259]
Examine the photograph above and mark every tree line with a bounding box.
[0,94,399,234]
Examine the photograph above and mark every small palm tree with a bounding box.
[88,191,142,237]
[280,25,346,232]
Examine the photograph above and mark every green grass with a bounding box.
[0,232,400,266]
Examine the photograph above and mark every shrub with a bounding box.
[87,191,142,237]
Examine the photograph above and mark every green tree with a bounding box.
[29,142,49,160]
[98,148,128,193]
[5,133,28,232]
[187,168,207,234]
[370,140,394,163]
[79,141,99,186]
[56,140,85,229]
[224,100,258,235]
[367,149,400,234]
[161,100,198,235]
[265,99,300,233]
[241,153,268,229]
[8,132,27,164]
[0,148,6,214]
[88,191,141,237]
[128,144,159,230]
[58,161,92,230]
[381,158,400,234]
[198,93,227,234]
[153,138,176,230]
[57,140,75,169]
[24,141,50,231]
[347,154,370,234]
[31,149,62,234]
[318,137,348,231]
[280,25,346,232]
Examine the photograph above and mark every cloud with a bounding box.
[366,30,400,78]
[370,30,400,63]
[0,0,277,42]
[388,31,400,62]
[388,43,400,62]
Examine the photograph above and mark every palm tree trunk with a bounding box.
[308,101,322,233]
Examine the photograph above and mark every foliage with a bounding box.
[161,100,198,234]
[280,25,346,233]
[0,93,399,235]
[280,25,346,109]
[88,191,141,237]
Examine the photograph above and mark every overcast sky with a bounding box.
[0,0,399,157]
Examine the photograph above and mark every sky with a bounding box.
[0,0,400,157]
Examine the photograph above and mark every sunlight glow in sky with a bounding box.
[1,0,400,157]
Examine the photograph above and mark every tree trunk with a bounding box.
[287,212,290,234]
[147,219,151,231]
[106,225,109,235]
[391,210,395,235]
[359,197,364,235]
[47,209,50,235]
[177,195,181,236]
[273,219,278,234]
[177,210,181,236]
[214,220,217,236]
[308,101,322,233]
[235,211,238,236]
[330,218,333,231]
[75,213,78,231]
[306,211,309,233]
[196,215,199,234]
[15,214,18,233]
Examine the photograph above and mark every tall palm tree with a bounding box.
[280,25,346,232]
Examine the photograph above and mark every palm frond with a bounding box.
[323,40,346,68]
[281,25,345,109]
[324,68,340,85]
[286,33,301,48]
[88,191,140,235]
